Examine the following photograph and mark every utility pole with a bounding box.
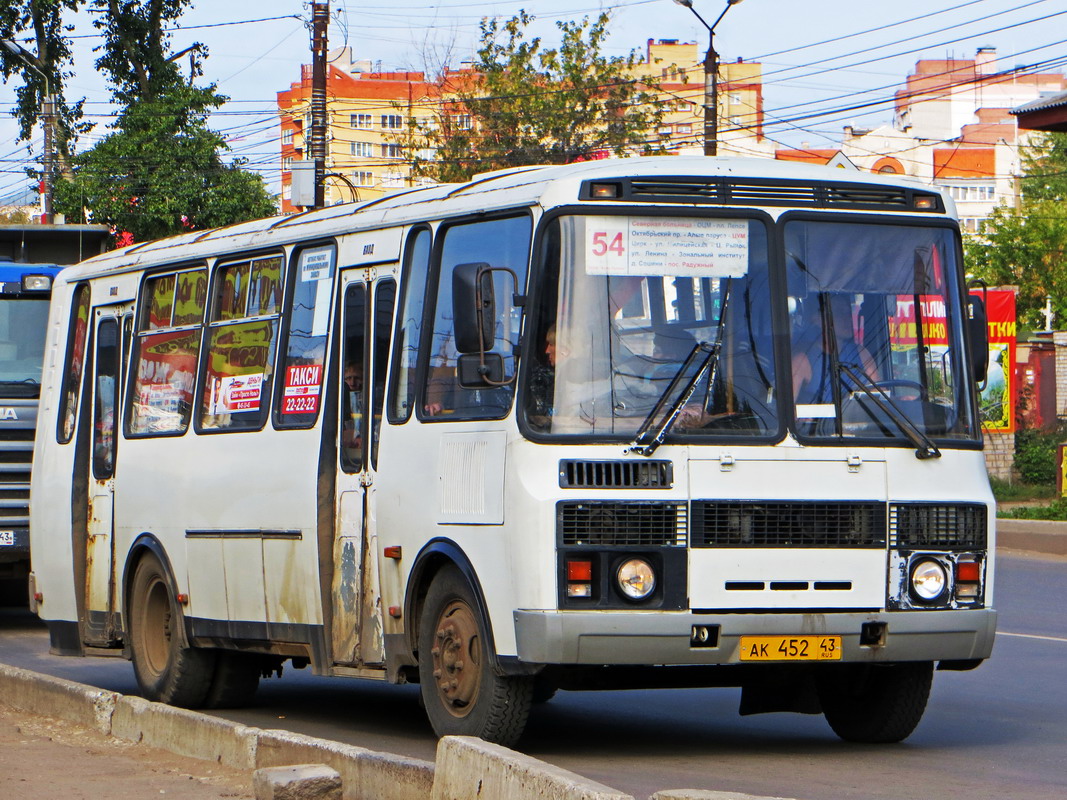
[310,0,330,209]
[672,0,745,156]
[1,39,56,223]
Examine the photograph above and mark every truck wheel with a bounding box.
[418,565,533,746]
[819,661,933,743]
[128,553,215,707]
[203,651,262,709]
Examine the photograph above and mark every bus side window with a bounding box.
[127,269,206,437]
[388,228,430,424]
[199,255,283,433]
[341,284,367,472]
[58,284,91,443]
[420,215,531,421]
[275,245,335,428]
[371,280,395,468]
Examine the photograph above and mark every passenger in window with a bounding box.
[527,324,559,429]
[342,359,363,453]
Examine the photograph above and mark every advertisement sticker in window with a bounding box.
[282,363,322,414]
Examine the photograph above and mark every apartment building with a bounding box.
[776,48,1067,235]
[634,39,767,157]
[278,41,767,210]
[277,48,437,211]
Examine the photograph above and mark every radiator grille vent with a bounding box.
[690,501,887,548]
[889,503,987,549]
[558,501,687,547]
[0,429,33,526]
[559,460,673,489]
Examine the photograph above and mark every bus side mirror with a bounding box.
[967,294,989,385]
[457,352,505,388]
[453,262,495,354]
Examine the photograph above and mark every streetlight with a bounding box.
[672,0,745,156]
[1,38,55,223]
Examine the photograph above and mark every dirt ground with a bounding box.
[0,703,254,799]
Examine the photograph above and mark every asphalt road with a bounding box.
[1,552,1064,800]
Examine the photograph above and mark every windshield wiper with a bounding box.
[629,340,718,456]
[838,363,940,460]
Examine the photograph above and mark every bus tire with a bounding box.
[203,651,261,709]
[819,661,932,743]
[417,565,533,747]
[128,553,216,708]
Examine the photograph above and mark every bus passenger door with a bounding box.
[84,304,129,645]
[331,273,393,667]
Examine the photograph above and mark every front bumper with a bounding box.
[514,608,997,665]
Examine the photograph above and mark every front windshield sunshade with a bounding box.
[785,219,977,444]
[524,214,778,439]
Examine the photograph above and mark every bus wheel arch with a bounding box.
[124,537,216,707]
[405,539,499,669]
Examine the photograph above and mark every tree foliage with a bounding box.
[412,11,665,182]
[966,132,1067,327]
[0,0,90,173]
[52,0,274,242]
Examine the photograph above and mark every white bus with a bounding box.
[30,157,995,747]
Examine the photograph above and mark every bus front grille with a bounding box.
[690,501,887,548]
[0,429,32,527]
[889,503,987,549]
[558,501,687,547]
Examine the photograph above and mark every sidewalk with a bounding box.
[0,703,253,798]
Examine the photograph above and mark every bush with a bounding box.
[1013,423,1067,485]
[1001,497,1067,521]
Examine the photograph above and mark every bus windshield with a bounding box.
[0,295,51,393]
[524,213,778,439]
[785,219,978,444]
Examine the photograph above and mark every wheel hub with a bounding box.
[430,600,481,717]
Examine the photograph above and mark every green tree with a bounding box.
[412,11,665,182]
[966,132,1067,327]
[0,0,90,175]
[53,0,275,243]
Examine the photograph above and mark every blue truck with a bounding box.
[0,259,62,591]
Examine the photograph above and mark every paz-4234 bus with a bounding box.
[29,157,994,747]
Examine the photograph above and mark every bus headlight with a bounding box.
[909,558,948,603]
[21,274,52,292]
[616,558,656,601]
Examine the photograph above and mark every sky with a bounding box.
[1,0,1065,203]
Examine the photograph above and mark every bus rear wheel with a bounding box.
[417,566,533,747]
[128,553,216,707]
[818,661,933,743]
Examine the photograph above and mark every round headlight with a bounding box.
[616,558,656,601]
[910,558,948,602]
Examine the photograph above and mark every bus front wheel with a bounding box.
[128,553,216,707]
[818,661,933,743]
[417,565,533,747]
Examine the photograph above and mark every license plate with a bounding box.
[0,530,13,546]
[739,635,841,661]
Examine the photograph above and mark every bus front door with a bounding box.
[84,304,129,645]
[331,273,394,667]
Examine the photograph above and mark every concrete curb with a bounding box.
[0,662,794,800]
[432,736,634,800]
[996,519,1067,556]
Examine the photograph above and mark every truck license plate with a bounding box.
[739,635,841,661]
[0,530,13,546]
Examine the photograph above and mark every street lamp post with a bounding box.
[672,0,745,156]
[1,38,56,224]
